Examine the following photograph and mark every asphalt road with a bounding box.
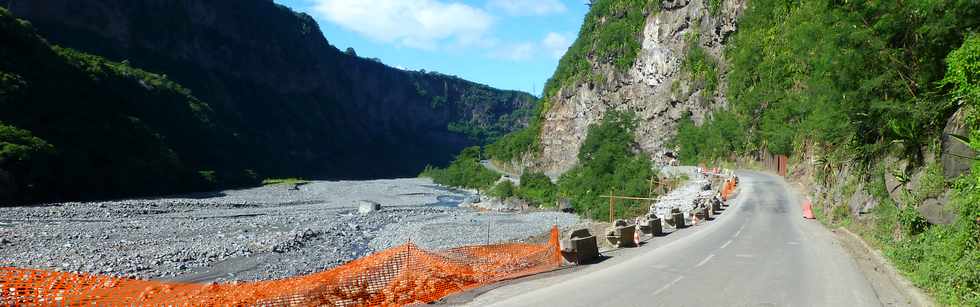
[466,171,895,307]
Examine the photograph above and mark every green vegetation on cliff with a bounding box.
[487,0,655,162]
[420,147,498,191]
[426,112,654,217]
[675,1,979,303]
[558,112,654,220]
[0,8,259,203]
[5,1,535,203]
[678,0,979,161]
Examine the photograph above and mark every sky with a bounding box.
[273,0,590,96]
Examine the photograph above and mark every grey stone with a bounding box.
[942,107,975,179]
[847,183,875,215]
[357,200,381,214]
[918,192,957,225]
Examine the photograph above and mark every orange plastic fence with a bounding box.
[1,226,561,306]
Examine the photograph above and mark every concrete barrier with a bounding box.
[711,196,723,212]
[571,236,599,263]
[605,224,637,248]
[672,211,685,228]
[561,228,599,264]
[645,217,663,236]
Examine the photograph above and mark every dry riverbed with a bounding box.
[0,178,578,282]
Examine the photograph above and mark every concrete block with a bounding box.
[672,212,685,228]
[567,228,593,240]
[571,236,599,264]
[646,218,662,236]
[605,224,637,247]
[562,228,594,253]
[613,219,629,227]
[619,225,637,247]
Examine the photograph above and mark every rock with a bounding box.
[918,191,957,225]
[942,107,975,179]
[357,200,381,214]
[846,183,876,215]
[883,157,909,206]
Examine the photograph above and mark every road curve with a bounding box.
[466,171,889,307]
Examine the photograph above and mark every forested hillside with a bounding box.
[1,1,536,204]
[0,8,248,202]
[673,1,979,304]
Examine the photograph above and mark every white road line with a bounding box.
[653,276,685,296]
[733,224,746,237]
[720,239,732,249]
[695,254,715,268]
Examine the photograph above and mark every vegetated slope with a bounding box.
[487,0,743,177]
[673,0,979,304]
[7,0,535,183]
[0,8,248,203]
[429,0,731,216]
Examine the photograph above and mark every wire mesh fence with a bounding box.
[1,226,561,306]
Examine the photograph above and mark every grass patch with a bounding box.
[262,178,308,186]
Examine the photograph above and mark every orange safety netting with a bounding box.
[1,226,561,306]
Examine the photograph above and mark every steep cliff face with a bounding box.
[8,0,534,180]
[535,0,744,177]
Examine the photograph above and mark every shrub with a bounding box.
[489,181,515,198]
[420,146,499,190]
[557,111,655,220]
[516,172,557,207]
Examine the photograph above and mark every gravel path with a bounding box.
[0,178,578,282]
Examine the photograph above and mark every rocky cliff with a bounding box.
[532,0,744,177]
[7,0,534,181]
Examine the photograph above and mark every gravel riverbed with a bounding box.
[0,178,578,282]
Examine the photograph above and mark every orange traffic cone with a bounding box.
[802,198,815,219]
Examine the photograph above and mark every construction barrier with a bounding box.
[802,198,815,219]
[1,227,561,306]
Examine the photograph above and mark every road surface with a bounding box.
[466,171,911,307]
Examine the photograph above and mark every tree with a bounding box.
[344,47,357,57]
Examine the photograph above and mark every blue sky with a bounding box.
[274,0,589,95]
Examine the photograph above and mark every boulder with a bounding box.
[846,183,876,215]
[942,107,975,179]
[918,191,957,225]
[357,200,381,214]
[883,157,909,206]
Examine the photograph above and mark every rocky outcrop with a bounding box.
[535,0,746,177]
[8,0,534,181]
[941,107,975,179]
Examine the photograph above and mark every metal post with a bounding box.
[609,190,615,223]
[486,214,492,245]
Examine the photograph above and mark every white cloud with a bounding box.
[313,0,494,50]
[488,0,567,16]
[489,42,536,61]
[489,32,572,61]
[542,32,572,59]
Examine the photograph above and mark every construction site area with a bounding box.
[1,166,744,305]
